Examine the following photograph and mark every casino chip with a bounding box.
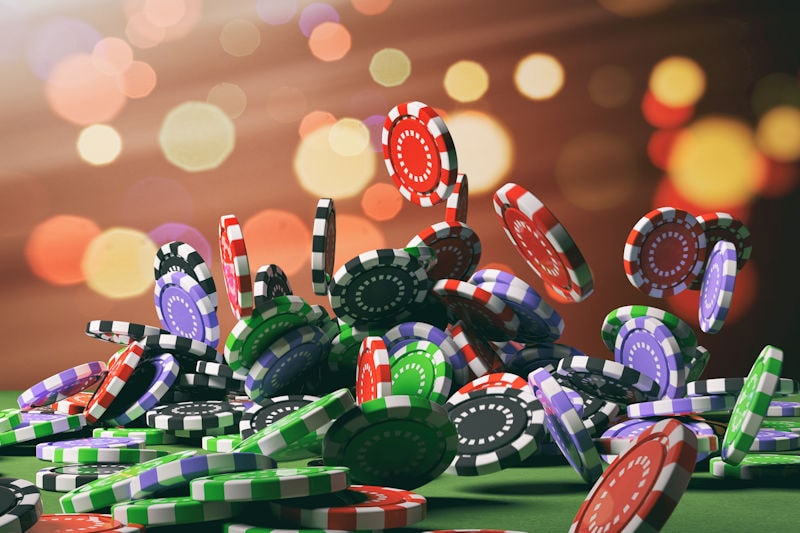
[102,353,180,426]
[555,356,660,404]
[52,391,93,414]
[85,320,168,346]
[154,270,220,348]
[128,452,275,499]
[474,278,563,343]
[493,182,593,302]
[448,322,505,377]
[202,435,242,453]
[0,409,22,433]
[407,221,481,281]
[0,412,86,447]
[454,372,528,395]
[600,304,697,362]
[690,211,752,289]
[445,172,469,224]
[382,321,469,387]
[269,484,427,530]
[154,240,218,309]
[748,429,800,452]
[328,248,429,328]
[146,401,240,431]
[324,395,457,489]
[219,214,254,320]
[356,336,392,404]
[623,206,706,297]
[245,324,330,402]
[190,466,350,502]
[698,239,737,334]
[627,394,736,418]
[502,342,584,378]
[529,368,603,484]
[27,513,145,532]
[383,101,457,207]
[597,418,718,463]
[36,437,144,461]
[721,345,784,465]
[238,395,319,439]
[36,464,125,494]
[710,454,800,480]
[614,316,686,399]
[570,419,698,532]
[254,264,293,309]
[311,198,336,296]
[111,496,246,526]
[686,345,711,383]
[92,427,176,445]
[687,377,799,397]
[432,279,519,341]
[445,387,544,476]
[141,333,222,371]
[48,447,169,465]
[17,361,107,409]
[388,339,453,405]
[0,478,42,533]
[766,401,800,416]
[225,295,318,372]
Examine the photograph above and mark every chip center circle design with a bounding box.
[642,223,698,287]
[391,115,439,193]
[505,207,568,286]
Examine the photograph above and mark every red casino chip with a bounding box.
[569,418,698,533]
[493,183,594,303]
[623,207,706,297]
[356,336,393,405]
[84,341,144,424]
[445,173,469,224]
[27,513,145,532]
[219,214,254,320]
[455,372,528,395]
[449,322,504,378]
[407,221,481,281]
[383,101,458,207]
[432,279,519,341]
[51,391,94,415]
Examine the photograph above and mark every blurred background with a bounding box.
[1,0,798,389]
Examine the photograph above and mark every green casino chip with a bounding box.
[389,339,453,405]
[111,495,247,526]
[760,419,800,433]
[710,454,800,480]
[720,345,784,466]
[93,427,176,445]
[191,466,350,502]
[50,447,169,464]
[0,408,22,433]
[601,305,698,362]
[685,346,711,383]
[202,435,242,452]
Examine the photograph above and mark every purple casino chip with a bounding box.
[104,353,180,426]
[626,394,736,418]
[154,271,220,349]
[562,386,585,418]
[749,429,800,452]
[528,367,603,484]
[475,280,564,343]
[698,240,737,334]
[614,316,686,399]
[36,436,144,461]
[598,418,718,463]
[766,401,800,417]
[245,325,328,402]
[17,361,107,409]
[556,355,660,404]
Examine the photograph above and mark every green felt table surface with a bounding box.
[2,390,799,532]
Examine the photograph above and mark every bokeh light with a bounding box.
[294,123,376,198]
[328,118,370,157]
[444,60,489,103]
[755,157,799,198]
[369,48,411,87]
[647,129,681,170]
[299,110,337,138]
[77,124,123,166]
[0,2,27,63]
[158,101,236,172]
[641,90,694,129]
[25,215,101,285]
[82,227,157,298]
[148,223,212,267]
[119,60,157,99]
[220,19,261,57]
[267,86,307,123]
[242,210,311,276]
[352,0,392,15]
[751,72,800,117]
[126,0,203,46]
[361,182,403,221]
[121,177,194,230]
[308,22,351,62]
[362,114,385,152]
[125,11,166,49]
[555,132,638,210]
[597,0,674,17]
[298,2,339,37]
[45,54,128,125]
[445,110,513,194]
[91,37,133,76]
[208,82,247,119]
[256,0,297,25]
[514,53,564,101]
[755,105,800,162]
[142,0,186,28]
[334,214,386,271]
[27,17,101,80]
[649,55,706,108]
[668,116,761,210]
[588,65,633,109]
[651,178,750,222]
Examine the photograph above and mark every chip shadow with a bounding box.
[461,479,589,496]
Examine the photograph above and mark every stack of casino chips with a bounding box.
[3,99,796,533]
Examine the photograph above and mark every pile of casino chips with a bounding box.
[0,100,796,532]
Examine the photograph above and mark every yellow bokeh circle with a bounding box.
[82,227,157,298]
[756,105,800,162]
[77,124,123,166]
[649,56,706,108]
[514,53,564,101]
[445,110,513,194]
[369,48,411,87]
[329,118,370,156]
[158,101,236,172]
[444,60,489,103]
